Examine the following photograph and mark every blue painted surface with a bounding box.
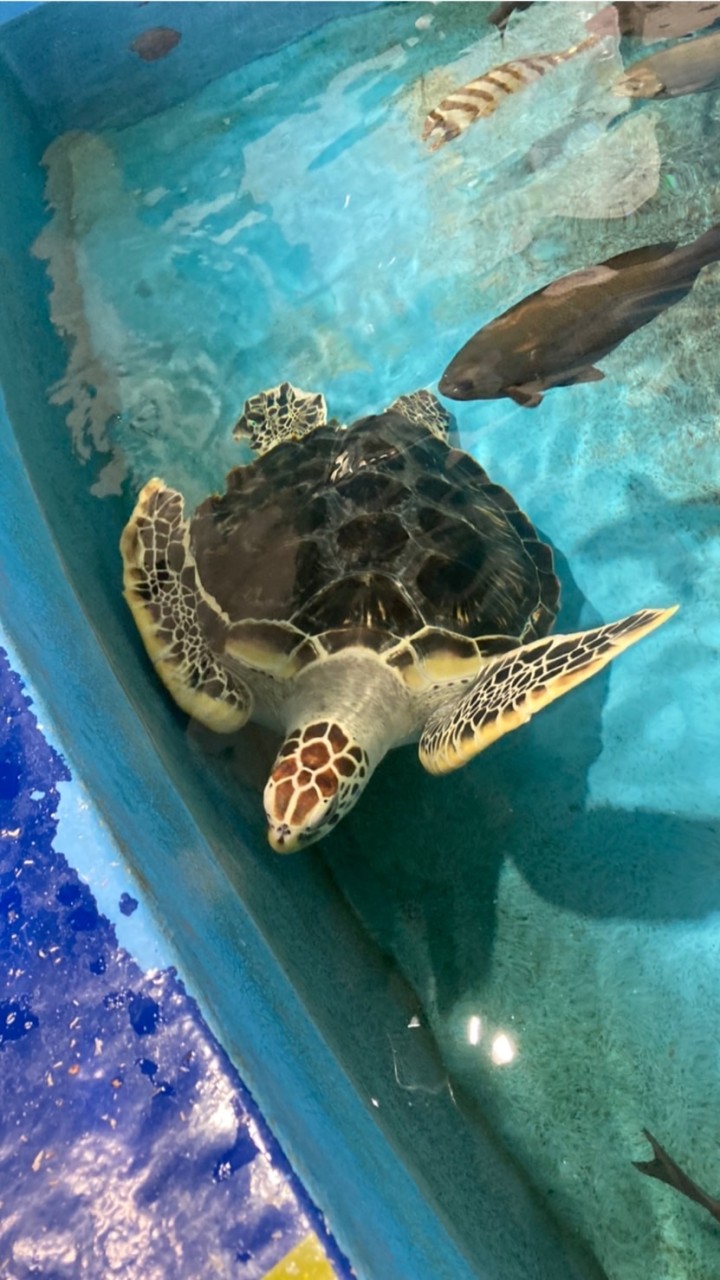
[0,1,380,132]
[0,643,351,1279]
[0,3,38,22]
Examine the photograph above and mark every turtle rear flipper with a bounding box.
[121,479,252,733]
[419,606,677,774]
[387,389,454,440]
[233,382,328,455]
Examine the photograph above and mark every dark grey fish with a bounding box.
[488,2,534,36]
[439,224,720,407]
[611,2,720,42]
[614,28,720,97]
[634,1129,720,1224]
[130,27,181,63]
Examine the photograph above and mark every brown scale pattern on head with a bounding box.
[272,779,296,820]
[266,720,370,846]
[271,758,298,783]
[300,741,330,769]
[328,724,349,751]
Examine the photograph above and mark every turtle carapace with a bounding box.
[121,383,675,851]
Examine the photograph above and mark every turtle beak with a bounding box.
[266,821,300,854]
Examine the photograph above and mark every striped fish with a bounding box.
[422,34,599,151]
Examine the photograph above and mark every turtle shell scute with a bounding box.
[336,513,409,564]
[333,471,411,511]
[188,410,559,653]
[291,571,423,635]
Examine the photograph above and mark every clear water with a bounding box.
[33,2,720,1277]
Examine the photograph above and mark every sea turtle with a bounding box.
[121,383,674,852]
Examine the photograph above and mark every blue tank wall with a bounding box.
[0,1,381,133]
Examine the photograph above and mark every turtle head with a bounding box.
[264,720,372,852]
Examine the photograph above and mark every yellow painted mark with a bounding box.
[262,1233,340,1280]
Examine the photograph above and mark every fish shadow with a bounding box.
[577,472,719,608]
[323,532,719,1016]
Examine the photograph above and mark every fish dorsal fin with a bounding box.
[604,242,678,269]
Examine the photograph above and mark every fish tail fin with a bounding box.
[564,32,600,58]
[686,222,720,269]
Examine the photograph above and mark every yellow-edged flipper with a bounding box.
[233,381,328,455]
[385,388,454,439]
[419,606,677,775]
[120,478,253,733]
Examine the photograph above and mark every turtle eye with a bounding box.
[300,794,339,839]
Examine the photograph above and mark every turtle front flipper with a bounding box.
[233,382,328,455]
[419,606,677,775]
[121,479,253,733]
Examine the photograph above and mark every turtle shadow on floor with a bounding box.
[320,532,719,1018]
[187,490,718,1021]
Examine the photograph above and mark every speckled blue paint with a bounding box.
[0,645,351,1279]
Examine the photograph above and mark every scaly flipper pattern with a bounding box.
[419,606,676,775]
[233,382,328,455]
[386,389,454,439]
[121,479,252,732]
